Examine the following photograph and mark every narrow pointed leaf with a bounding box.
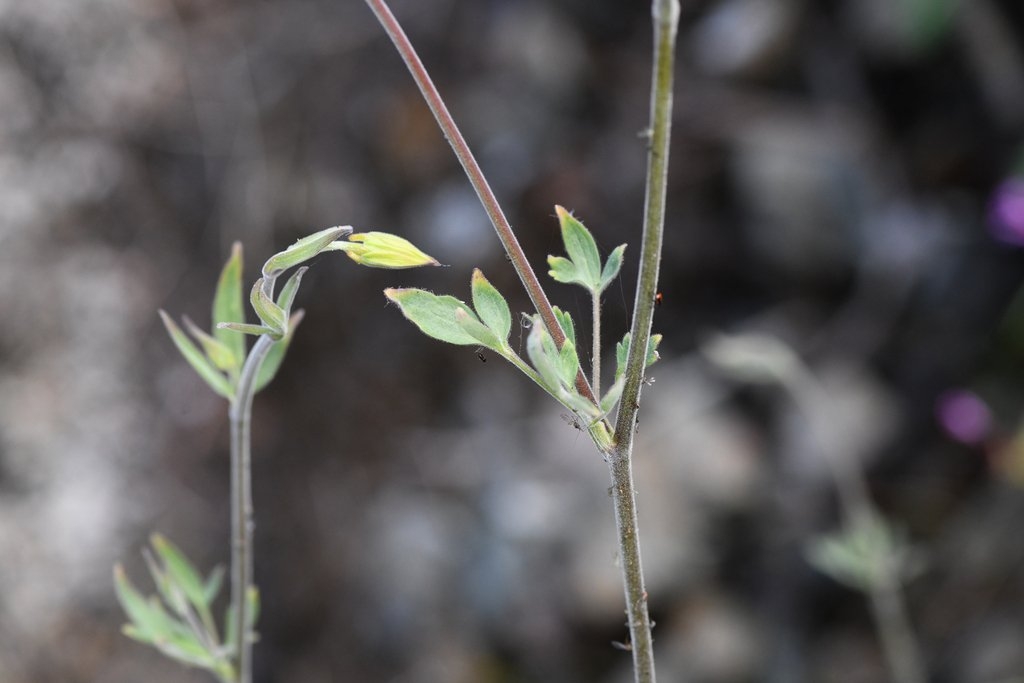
[114,565,164,642]
[151,534,208,614]
[142,548,186,615]
[384,288,480,346]
[275,266,308,317]
[552,307,576,347]
[555,205,602,288]
[218,322,277,337]
[255,310,305,393]
[250,279,286,337]
[212,242,246,368]
[262,226,350,278]
[203,566,225,604]
[470,269,512,343]
[599,244,627,292]
[183,316,237,373]
[160,311,233,399]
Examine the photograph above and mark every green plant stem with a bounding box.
[592,291,602,397]
[785,369,925,683]
[228,331,276,683]
[362,0,596,406]
[608,2,679,681]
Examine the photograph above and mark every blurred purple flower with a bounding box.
[936,390,992,445]
[989,177,1024,246]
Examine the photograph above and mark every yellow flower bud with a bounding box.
[327,232,441,269]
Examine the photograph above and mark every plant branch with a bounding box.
[785,368,925,683]
[363,0,597,406]
[608,1,679,681]
[228,331,276,683]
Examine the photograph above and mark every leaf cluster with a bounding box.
[385,207,663,452]
[114,535,259,683]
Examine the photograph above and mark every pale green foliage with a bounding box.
[383,205,663,449]
[114,535,245,683]
[547,206,626,294]
[806,513,918,593]
[262,226,351,278]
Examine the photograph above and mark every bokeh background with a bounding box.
[2,0,1024,681]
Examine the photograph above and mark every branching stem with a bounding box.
[609,1,680,681]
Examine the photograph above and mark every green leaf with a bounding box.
[526,317,563,391]
[547,255,585,288]
[182,316,237,373]
[203,566,225,605]
[384,288,480,346]
[553,307,575,347]
[212,242,246,370]
[151,534,208,615]
[557,339,580,387]
[217,322,278,337]
[250,279,286,338]
[615,332,662,381]
[554,205,602,288]
[142,547,185,616]
[454,307,502,350]
[275,266,308,317]
[600,376,624,414]
[255,311,304,393]
[262,226,350,279]
[114,565,163,643]
[159,311,233,399]
[246,586,260,638]
[470,269,512,344]
[599,244,626,292]
[153,627,217,669]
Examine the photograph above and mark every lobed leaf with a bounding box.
[454,307,502,351]
[615,332,663,381]
[470,269,511,344]
[552,306,576,347]
[555,206,602,288]
[557,339,581,388]
[384,288,480,346]
[599,244,627,292]
[212,242,246,369]
[159,311,233,399]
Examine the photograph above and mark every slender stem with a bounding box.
[229,332,276,683]
[592,291,602,398]
[786,370,925,683]
[607,2,679,682]
[362,0,596,406]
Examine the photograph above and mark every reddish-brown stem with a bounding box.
[363,0,597,405]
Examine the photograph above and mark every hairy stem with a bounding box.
[609,1,680,681]
[363,0,596,405]
[229,331,276,683]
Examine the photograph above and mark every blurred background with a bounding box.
[1,0,1024,681]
